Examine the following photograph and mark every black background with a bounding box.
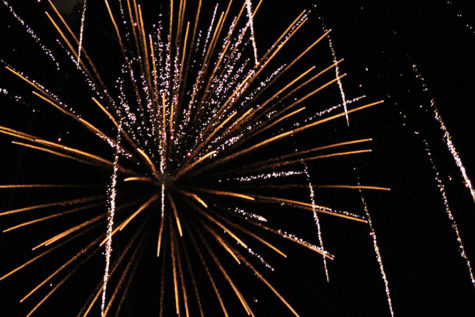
[1,0,474,316]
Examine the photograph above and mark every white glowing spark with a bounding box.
[245,0,259,65]
[355,168,395,317]
[445,1,475,35]
[422,139,475,287]
[396,72,475,289]
[226,170,303,182]
[295,95,365,127]
[77,0,87,68]
[293,138,329,282]
[313,4,348,125]
[232,207,267,222]
[327,36,349,126]
[101,123,121,315]
[413,64,475,204]
[3,0,60,70]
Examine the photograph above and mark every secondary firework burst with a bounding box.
[0,0,385,315]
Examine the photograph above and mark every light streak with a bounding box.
[412,64,475,204]
[101,122,122,316]
[77,0,87,68]
[293,138,329,281]
[422,139,475,287]
[355,168,395,317]
[313,5,349,125]
[245,0,259,65]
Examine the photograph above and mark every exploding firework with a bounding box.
[0,0,428,316]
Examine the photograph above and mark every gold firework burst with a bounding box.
[0,0,386,315]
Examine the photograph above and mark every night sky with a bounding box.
[1,0,474,316]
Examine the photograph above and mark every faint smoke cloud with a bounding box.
[52,0,82,15]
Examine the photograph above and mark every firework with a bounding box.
[408,64,475,287]
[0,0,387,315]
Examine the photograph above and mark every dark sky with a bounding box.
[51,0,82,15]
[0,0,474,316]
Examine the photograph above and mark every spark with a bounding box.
[77,0,88,68]
[245,0,259,65]
[396,70,475,288]
[101,122,122,316]
[226,170,303,182]
[355,168,395,317]
[445,0,475,35]
[292,137,329,281]
[327,34,349,125]
[313,4,349,125]
[413,64,475,204]
[422,139,475,287]
[2,0,60,70]
[231,207,267,222]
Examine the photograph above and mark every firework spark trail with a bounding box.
[313,4,349,125]
[231,207,267,222]
[0,87,34,108]
[77,0,87,68]
[305,165,329,281]
[354,168,395,317]
[445,0,475,35]
[245,0,259,65]
[161,184,165,218]
[294,95,365,127]
[327,36,349,126]
[412,64,475,204]
[2,1,60,70]
[395,76,475,288]
[292,137,329,282]
[225,170,303,182]
[422,139,475,287]
[101,123,122,315]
